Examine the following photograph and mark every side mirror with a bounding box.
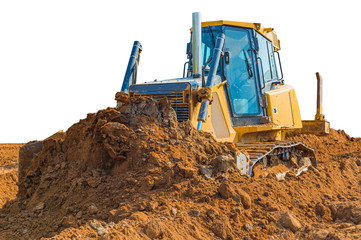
[186,42,192,59]
[224,50,230,64]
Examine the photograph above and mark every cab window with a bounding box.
[256,33,278,81]
[224,27,260,116]
[201,27,221,71]
[267,41,278,80]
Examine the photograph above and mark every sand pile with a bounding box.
[0,97,360,240]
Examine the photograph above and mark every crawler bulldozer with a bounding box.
[18,13,330,179]
[116,12,330,176]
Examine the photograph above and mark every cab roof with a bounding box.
[201,20,281,50]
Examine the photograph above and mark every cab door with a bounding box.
[223,26,263,126]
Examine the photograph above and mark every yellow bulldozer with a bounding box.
[116,12,330,176]
[19,13,329,179]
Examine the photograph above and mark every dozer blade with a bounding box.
[235,141,317,177]
[298,120,330,136]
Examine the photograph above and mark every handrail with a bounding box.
[274,51,283,81]
[257,56,266,89]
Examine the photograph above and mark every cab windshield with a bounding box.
[223,26,260,116]
[200,25,261,117]
[201,26,220,66]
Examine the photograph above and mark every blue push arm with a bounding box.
[121,41,142,93]
[197,33,225,130]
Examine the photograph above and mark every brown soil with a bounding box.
[0,97,360,240]
[0,144,22,209]
[0,171,18,209]
[0,144,23,165]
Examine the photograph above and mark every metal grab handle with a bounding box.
[197,33,225,130]
[183,61,189,78]
[257,56,265,89]
[274,51,283,81]
[121,41,142,93]
[202,56,213,87]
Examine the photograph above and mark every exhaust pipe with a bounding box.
[192,12,202,78]
[315,72,325,121]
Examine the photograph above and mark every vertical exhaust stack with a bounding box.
[315,72,325,121]
[192,12,202,78]
[298,72,330,135]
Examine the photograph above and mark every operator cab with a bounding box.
[188,21,283,126]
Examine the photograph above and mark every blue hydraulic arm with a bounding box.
[197,33,225,130]
[121,41,142,93]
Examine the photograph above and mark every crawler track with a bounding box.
[235,141,317,175]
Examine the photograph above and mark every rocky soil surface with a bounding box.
[0,97,360,240]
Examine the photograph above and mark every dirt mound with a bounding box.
[0,97,240,239]
[0,97,360,240]
[288,129,361,163]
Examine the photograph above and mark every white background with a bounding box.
[1,0,360,143]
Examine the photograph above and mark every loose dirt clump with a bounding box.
[0,97,360,240]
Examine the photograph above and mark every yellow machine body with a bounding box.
[188,83,303,143]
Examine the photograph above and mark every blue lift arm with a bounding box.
[121,41,142,93]
[197,33,225,130]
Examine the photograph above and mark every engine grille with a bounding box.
[135,92,190,122]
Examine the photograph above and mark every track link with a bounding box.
[235,141,317,176]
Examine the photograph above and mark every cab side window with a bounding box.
[267,41,278,80]
[257,34,278,81]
